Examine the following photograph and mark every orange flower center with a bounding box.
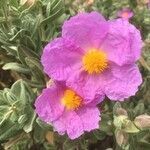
[61,89,83,110]
[82,49,108,74]
[122,12,129,18]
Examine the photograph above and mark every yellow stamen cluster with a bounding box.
[82,49,108,74]
[61,90,82,110]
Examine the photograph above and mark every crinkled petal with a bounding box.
[67,70,105,103]
[62,11,109,50]
[34,84,64,122]
[41,38,83,80]
[76,107,100,131]
[53,111,84,139]
[67,63,142,101]
[101,19,142,65]
[87,95,105,107]
[52,114,66,135]
[103,64,142,100]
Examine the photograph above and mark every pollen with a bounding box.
[82,49,108,74]
[61,89,83,110]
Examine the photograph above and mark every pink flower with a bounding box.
[41,12,142,101]
[117,8,134,19]
[148,0,150,9]
[35,82,102,139]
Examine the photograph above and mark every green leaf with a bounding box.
[18,114,28,125]
[31,14,42,38]
[19,35,36,51]
[10,0,19,8]
[0,120,21,141]
[93,130,106,140]
[33,124,46,143]
[36,118,53,130]
[23,104,36,133]
[10,79,35,104]
[100,114,113,135]
[63,139,78,150]
[3,91,17,104]
[0,0,8,8]
[46,0,63,17]
[0,105,10,119]
[46,2,52,17]
[9,29,27,41]
[1,46,18,56]
[123,120,140,133]
[40,8,64,26]
[17,45,39,65]
[0,91,9,105]
[40,0,64,27]
[134,103,145,116]
[25,57,45,84]
[2,62,30,74]
[23,79,45,88]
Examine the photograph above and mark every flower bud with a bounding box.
[137,0,149,5]
[87,0,94,5]
[46,131,54,144]
[115,129,128,146]
[20,0,36,7]
[134,114,150,129]
[116,108,128,116]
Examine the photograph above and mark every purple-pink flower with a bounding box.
[148,0,150,9]
[117,8,134,19]
[42,12,142,101]
[35,82,102,139]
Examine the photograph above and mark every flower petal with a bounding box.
[41,38,83,80]
[53,111,84,139]
[76,107,100,131]
[104,64,142,100]
[34,84,64,122]
[67,70,105,103]
[101,19,142,65]
[52,113,66,135]
[62,12,109,50]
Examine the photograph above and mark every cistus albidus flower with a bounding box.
[117,8,134,19]
[42,12,142,101]
[148,0,150,9]
[35,82,102,139]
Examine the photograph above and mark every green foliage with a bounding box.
[0,0,150,149]
[0,80,35,141]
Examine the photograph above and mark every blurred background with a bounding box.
[0,0,150,149]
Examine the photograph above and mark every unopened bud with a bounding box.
[115,129,128,146]
[137,0,149,5]
[46,131,54,144]
[134,114,150,129]
[116,108,128,116]
[87,0,94,5]
[20,0,36,7]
